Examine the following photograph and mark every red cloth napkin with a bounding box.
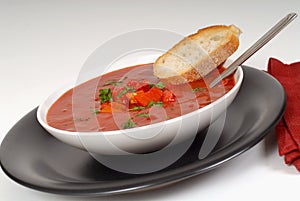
[268,58,300,172]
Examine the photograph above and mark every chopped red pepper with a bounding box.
[134,86,163,107]
[133,90,152,107]
[147,87,163,102]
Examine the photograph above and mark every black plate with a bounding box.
[0,66,285,196]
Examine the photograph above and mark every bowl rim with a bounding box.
[37,66,244,137]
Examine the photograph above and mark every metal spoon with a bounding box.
[209,12,298,88]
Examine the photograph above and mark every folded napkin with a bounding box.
[268,58,300,172]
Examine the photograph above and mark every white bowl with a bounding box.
[37,55,243,155]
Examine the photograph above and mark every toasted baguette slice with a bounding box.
[153,25,241,84]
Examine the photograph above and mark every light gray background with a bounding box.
[1,0,300,200]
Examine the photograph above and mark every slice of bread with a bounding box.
[153,25,241,84]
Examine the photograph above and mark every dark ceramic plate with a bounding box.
[0,66,285,196]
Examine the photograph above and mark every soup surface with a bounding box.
[47,63,235,132]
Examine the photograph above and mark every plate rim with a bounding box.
[0,66,286,196]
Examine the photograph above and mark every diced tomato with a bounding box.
[133,90,152,107]
[162,90,176,103]
[101,102,127,113]
[147,87,163,102]
[133,87,163,107]
[138,84,151,92]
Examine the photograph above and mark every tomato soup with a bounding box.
[47,63,235,132]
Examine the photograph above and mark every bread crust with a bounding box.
[153,25,241,85]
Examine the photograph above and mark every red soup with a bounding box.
[47,63,235,132]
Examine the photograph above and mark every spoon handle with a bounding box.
[209,12,298,88]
